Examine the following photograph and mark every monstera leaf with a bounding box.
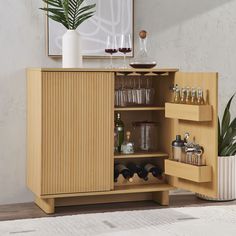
[40,0,96,30]
[218,93,236,156]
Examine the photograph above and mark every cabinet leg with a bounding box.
[152,191,169,206]
[35,196,55,214]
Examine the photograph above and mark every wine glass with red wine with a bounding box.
[105,35,118,68]
[119,34,132,68]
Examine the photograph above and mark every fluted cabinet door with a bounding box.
[41,72,114,195]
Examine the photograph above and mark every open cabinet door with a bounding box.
[165,72,218,198]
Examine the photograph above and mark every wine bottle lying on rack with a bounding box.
[144,163,163,180]
[127,163,149,181]
[114,164,134,183]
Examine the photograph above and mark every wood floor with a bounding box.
[0,194,235,221]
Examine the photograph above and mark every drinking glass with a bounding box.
[131,78,138,105]
[145,78,155,105]
[118,78,126,107]
[126,78,134,105]
[105,35,118,68]
[119,34,132,68]
[136,75,146,105]
[115,78,120,107]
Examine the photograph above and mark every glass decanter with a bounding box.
[130,30,157,69]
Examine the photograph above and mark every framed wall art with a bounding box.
[46,0,134,58]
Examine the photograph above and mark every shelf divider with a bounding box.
[114,106,165,111]
[114,183,175,193]
[114,151,168,159]
[41,183,175,199]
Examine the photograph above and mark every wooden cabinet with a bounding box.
[27,68,218,214]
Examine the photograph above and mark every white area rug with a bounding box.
[1,205,236,236]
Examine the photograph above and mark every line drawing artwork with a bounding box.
[48,0,133,57]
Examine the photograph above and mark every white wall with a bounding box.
[135,0,236,117]
[0,0,235,205]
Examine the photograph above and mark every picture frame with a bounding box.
[46,0,134,58]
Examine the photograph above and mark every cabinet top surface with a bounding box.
[27,68,179,73]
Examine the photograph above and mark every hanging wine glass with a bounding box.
[105,35,118,68]
[136,73,146,105]
[119,34,132,68]
[145,78,155,105]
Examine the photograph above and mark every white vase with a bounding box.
[197,155,236,201]
[62,30,82,68]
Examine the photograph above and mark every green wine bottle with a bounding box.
[114,113,124,153]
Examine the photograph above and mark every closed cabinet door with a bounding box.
[41,72,114,195]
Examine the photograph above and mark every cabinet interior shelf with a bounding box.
[41,183,175,199]
[114,106,165,111]
[114,151,168,159]
[113,183,175,193]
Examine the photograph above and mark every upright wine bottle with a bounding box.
[114,164,134,182]
[114,167,120,182]
[114,113,124,153]
[144,163,163,180]
[128,163,148,181]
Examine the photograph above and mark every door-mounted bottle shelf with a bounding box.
[165,159,212,183]
[165,103,212,121]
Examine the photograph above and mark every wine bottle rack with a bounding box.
[115,173,166,187]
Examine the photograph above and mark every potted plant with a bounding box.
[198,93,236,201]
[41,0,96,68]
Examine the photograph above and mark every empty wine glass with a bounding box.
[145,78,155,105]
[119,34,132,68]
[136,74,146,105]
[132,78,138,105]
[105,35,118,68]
[115,78,120,107]
[118,77,126,107]
[126,78,134,106]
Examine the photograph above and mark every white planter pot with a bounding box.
[62,30,82,68]
[197,155,236,201]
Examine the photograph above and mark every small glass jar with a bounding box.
[132,121,158,151]
[121,131,134,154]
